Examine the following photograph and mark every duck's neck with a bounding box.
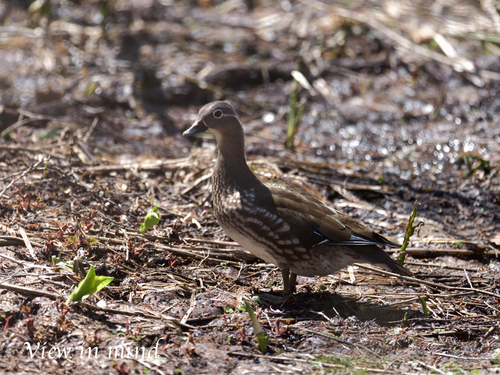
[213,130,261,190]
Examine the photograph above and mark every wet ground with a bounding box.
[0,0,500,374]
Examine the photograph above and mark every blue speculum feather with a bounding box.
[312,229,380,247]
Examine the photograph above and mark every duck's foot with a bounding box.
[257,269,298,306]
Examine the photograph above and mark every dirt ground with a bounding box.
[1,0,500,374]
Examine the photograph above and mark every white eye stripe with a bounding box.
[212,110,237,119]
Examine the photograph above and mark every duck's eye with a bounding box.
[213,109,223,118]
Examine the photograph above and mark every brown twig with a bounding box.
[355,263,500,299]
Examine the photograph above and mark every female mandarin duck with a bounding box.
[183,101,412,295]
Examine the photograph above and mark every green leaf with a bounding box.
[51,256,74,270]
[418,296,429,316]
[139,205,161,233]
[244,300,269,353]
[66,265,114,305]
[458,153,491,177]
[93,275,114,292]
[67,236,79,244]
[84,81,98,97]
[66,265,96,304]
[398,200,424,265]
[85,237,99,246]
[286,62,307,149]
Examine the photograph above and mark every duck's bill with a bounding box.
[182,121,208,136]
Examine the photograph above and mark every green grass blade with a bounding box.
[244,300,269,353]
[398,200,424,265]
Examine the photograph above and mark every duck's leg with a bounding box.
[281,268,297,295]
[289,272,297,294]
[258,268,296,306]
[281,267,291,295]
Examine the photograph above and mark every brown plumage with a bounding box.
[183,101,413,295]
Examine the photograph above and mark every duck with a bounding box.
[183,101,413,295]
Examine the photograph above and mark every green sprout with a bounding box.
[398,200,424,265]
[66,265,114,305]
[458,153,491,177]
[244,300,269,353]
[51,256,73,270]
[418,296,429,316]
[286,68,306,149]
[139,204,161,233]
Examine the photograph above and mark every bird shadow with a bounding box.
[261,291,424,327]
